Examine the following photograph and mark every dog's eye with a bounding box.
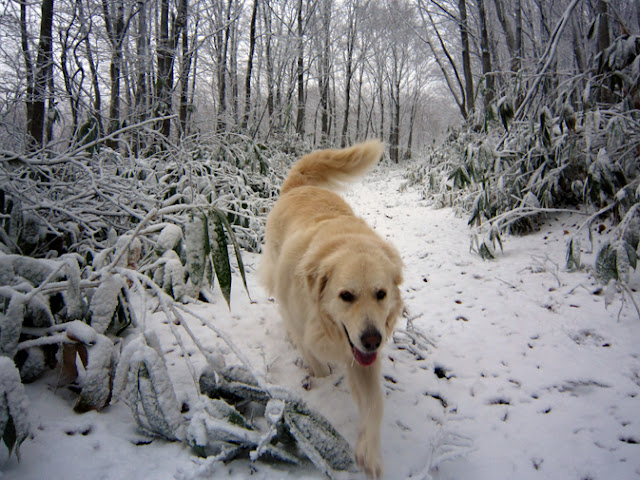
[376,289,387,300]
[339,291,355,302]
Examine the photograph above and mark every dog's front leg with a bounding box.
[347,359,384,479]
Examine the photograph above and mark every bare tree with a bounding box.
[340,0,359,147]
[458,0,474,116]
[596,0,613,103]
[477,0,494,107]
[493,0,520,73]
[317,0,333,143]
[295,0,306,137]
[155,0,189,139]
[415,0,469,119]
[21,0,55,149]
[242,0,259,131]
[102,0,132,137]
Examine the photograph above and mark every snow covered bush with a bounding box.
[0,356,30,459]
[0,132,287,459]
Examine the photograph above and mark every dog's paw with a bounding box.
[356,435,383,479]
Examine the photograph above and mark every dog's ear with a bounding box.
[381,244,403,338]
[300,253,332,302]
[385,297,403,338]
[382,244,403,286]
[311,273,330,300]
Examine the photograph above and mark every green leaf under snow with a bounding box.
[117,342,184,441]
[74,334,116,413]
[160,250,186,301]
[566,238,582,271]
[89,273,125,334]
[595,243,618,284]
[196,364,356,476]
[207,210,232,307]
[210,209,250,300]
[63,255,84,321]
[615,240,638,283]
[284,402,357,475]
[185,213,207,291]
[498,96,514,131]
[0,357,30,459]
[1,295,25,357]
[2,410,17,457]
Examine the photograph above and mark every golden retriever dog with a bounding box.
[259,140,403,478]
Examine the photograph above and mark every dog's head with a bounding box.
[302,236,403,367]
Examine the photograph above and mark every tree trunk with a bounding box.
[596,0,612,103]
[156,0,172,138]
[354,61,364,140]
[513,0,522,73]
[20,0,34,145]
[135,0,148,123]
[295,0,306,138]
[26,0,55,149]
[493,0,519,73]
[102,0,126,137]
[230,16,239,126]
[242,0,259,131]
[340,1,357,147]
[378,79,385,140]
[78,0,103,137]
[178,13,193,137]
[477,0,494,107]
[389,78,400,163]
[263,5,274,129]
[215,0,233,133]
[458,0,474,116]
[571,15,586,74]
[406,88,419,160]
[156,0,188,139]
[318,0,332,143]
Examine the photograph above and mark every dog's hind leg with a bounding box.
[347,359,384,479]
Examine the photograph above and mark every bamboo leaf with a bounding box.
[74,335,116,413]
[284,401,357,475]
[185,213,207,291]
[206,211,232,307]
[566,238,581,271]
[89,274,126,334]
[595,243,618,284]
[210,208,251,301]
[1,295,25,358]
[0,357,30,459]
[117,342,184,441]
[2,410,16,457]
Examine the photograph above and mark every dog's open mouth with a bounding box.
[343,325,377,367]
[353,347,377,366]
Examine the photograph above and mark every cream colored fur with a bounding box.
[259,140,403,479]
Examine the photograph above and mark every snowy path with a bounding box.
[3,164,640,480]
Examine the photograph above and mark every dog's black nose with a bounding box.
[360,327,382,352]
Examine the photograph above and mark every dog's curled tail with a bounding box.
[280,140,384,195]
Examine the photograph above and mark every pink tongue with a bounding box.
[353,347,377,367]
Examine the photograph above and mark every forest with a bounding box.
[0,0,639,477]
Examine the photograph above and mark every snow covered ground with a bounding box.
[2,164,640,480]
